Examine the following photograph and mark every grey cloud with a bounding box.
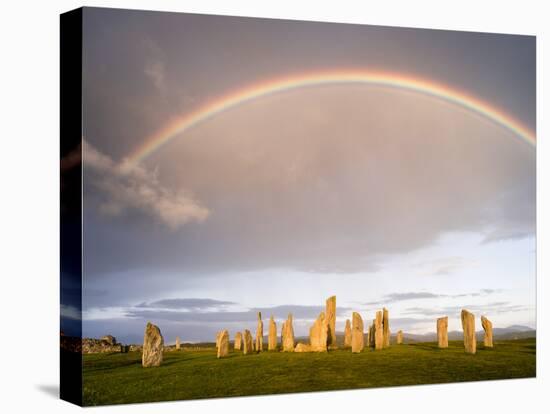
[136,298,236,310]
[403,302,529,317]
[363,289,501,305]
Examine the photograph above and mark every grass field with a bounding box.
[82,338,536,406]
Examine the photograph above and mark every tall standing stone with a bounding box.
[310,312,328,352]
[255,312,264,352]
[234,332,242,350]
[437,317,449,348]
[344,319,352,348]
[243,329,253,355]
[326,295,337,349]
[142,322,164,367]
[396,330,403,345]
[481,316,494,348]
[268,315,277,351]
[374,311,384,350]
[175,336,181,350]
[461,309,476,354]
[382,308,390,348]
[369,323,375,348]
[217,330,229,358]
[351,312,364,353]
[281,313,295,352]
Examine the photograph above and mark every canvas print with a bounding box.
[60,7,536,407]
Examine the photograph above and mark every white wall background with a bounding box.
[0,0,547,412]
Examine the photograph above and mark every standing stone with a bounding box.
[382,308,390,348]
[344,319,352,348]
[234,332,242,351]
[461,309,476,354]
[281,313,295,352]
[243,329,253,355]
[175,336,181,350]
[255,312,264,352]
[268,315,277,351]
[310,312,328,352]
[374,311,384,350]
[217,330,229,358]
[326,295,337,349]
[481,316,494,348]
[351,312,364,353]
[396,330,403,345]
[437,317,449,348]
[294,343,312,352]
[369,323,375,348]
[142,322,164,367]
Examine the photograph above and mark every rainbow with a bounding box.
[127,69,536,164]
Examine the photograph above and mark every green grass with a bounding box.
[82,338,536,406]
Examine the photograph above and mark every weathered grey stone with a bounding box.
[234,332,242,350]
[255,312,264,352]
[294,343,312,352]
[101,335,117,345]
[309,312,328,352]
[175,336,181,350]
[142,322,163,367]
[437,317,449,348]
[268,315,277,351]
[374,311,384,350]
[344,319,352,348]
[396,330,403,345]
[326,295,337,349]
[217,329,229,358]
[281,313,295,352]
[481,316,493,348]
[382,308,390,348]
[351,312,364,353]
[461,309,476,354]
[243,329,253,355]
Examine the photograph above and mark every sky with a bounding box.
[67,7,535,344]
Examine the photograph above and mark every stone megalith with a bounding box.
[281,313,295,352]
[461,309,476,354]
[374,311,384,350]
[369,323,375,348]
[268,315,277,351]
[351,312,364,353]
[142,322,164,367]
[344,319,352,348]
[481,316,494,348]
[437,317,449,348]
[101,335,117,345]
[217,330,229,358]
[255,312,264,352]
[396,330,403,345]
[234,332,242,350]
[326,295,337,349]
[294,343,312,352]
[382,308,390,348]
[243,329,253,355]
[175,336,181,350]
[310,312,328,352]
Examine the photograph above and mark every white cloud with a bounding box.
[83,140,209,230]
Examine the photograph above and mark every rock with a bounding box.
[175,336,181,350]
[268,315,277,351]
[281,313,295,352]
[255,312,264,352]
[351,312,364,353]
[461,309,476,354]
[294,343,312,352]
[217,330,229,358]
[396,330,403,345]
[481,316,494,348]
[101,335,117,345]
[382,308,390,348]
[326,295,337,349]
[368,323,375,348]
[243,329,254,355]
[234,332,242,350]
[374,311,384,350]
[437,317,449,348]
[310,312,328,352]
[142,322,164,367]
[343,319,352,348]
